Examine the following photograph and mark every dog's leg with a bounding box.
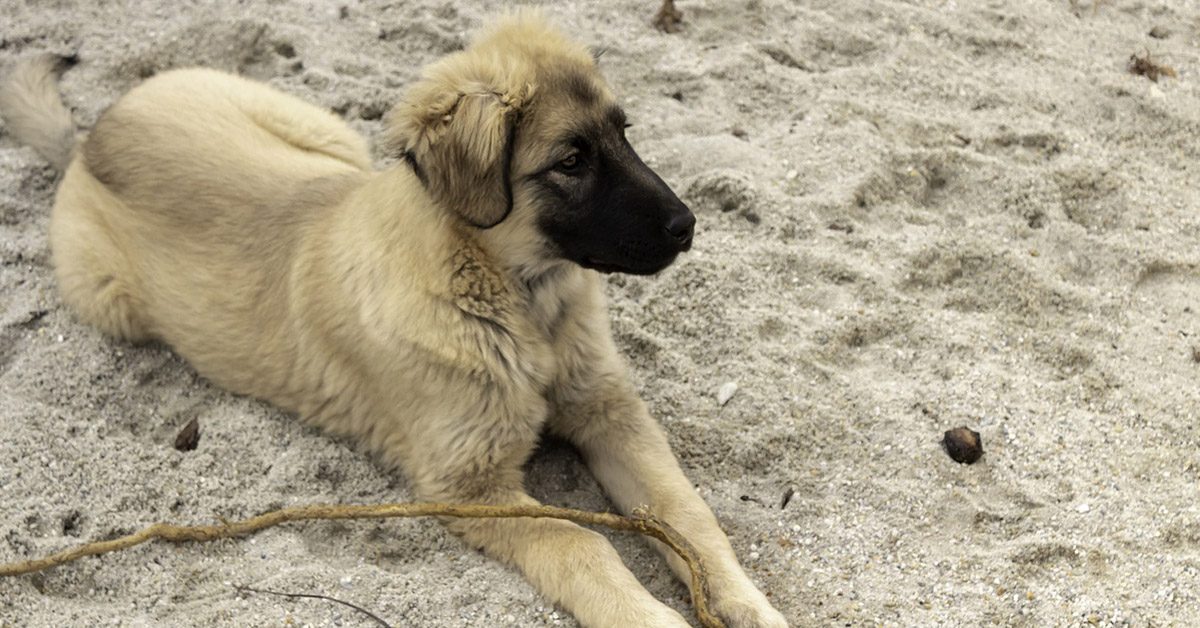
[239,103,372,171]
[389,382,692,628]
[220,77,373,172]
[409,464,693,628]
[549,344,789,628]
[49,161,151,343]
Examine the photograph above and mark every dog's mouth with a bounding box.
[580,255,677,276]
[581,258,629,274]
[576,236,687,276]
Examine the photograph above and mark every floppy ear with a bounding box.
[386,82,530,229]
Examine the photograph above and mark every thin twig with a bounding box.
[235,584,394,628]
[0,502,726,628]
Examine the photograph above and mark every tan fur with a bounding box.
[0,53,79,171]
[2,14,786,628]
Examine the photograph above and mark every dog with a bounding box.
[0,14,787,628]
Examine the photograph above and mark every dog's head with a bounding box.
[386,13,694,276]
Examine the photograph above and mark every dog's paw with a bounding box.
[710,589,789,628]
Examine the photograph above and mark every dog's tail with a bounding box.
[0,53,80,171]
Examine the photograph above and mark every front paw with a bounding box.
[710,588,788,628]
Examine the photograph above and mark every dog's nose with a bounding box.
[665,212,695,249]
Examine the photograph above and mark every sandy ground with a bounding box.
[2,0,1200,626]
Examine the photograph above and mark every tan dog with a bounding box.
[1,15,787,628]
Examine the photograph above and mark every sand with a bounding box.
[2,1,1199,626]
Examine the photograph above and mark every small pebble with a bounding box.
[785,170,798,180]
[717,382,739,406]
[1148,25,1170,39]
[943,426,983,464]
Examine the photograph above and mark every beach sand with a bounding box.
[2,1,1199,626]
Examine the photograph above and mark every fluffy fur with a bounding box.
[0,14,786,628]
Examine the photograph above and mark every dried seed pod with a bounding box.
[174,417,200,452]
[943,427,983,464]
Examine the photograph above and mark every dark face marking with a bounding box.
[525,100,695,276]
[564,72,602,106]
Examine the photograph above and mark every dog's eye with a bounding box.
[558,154,582,172]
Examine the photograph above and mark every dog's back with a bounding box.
[81,68,373,213]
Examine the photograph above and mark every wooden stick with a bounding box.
[0,502,726,628]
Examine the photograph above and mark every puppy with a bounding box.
[0,14,787,628]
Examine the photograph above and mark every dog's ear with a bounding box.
[386,80,531,229]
